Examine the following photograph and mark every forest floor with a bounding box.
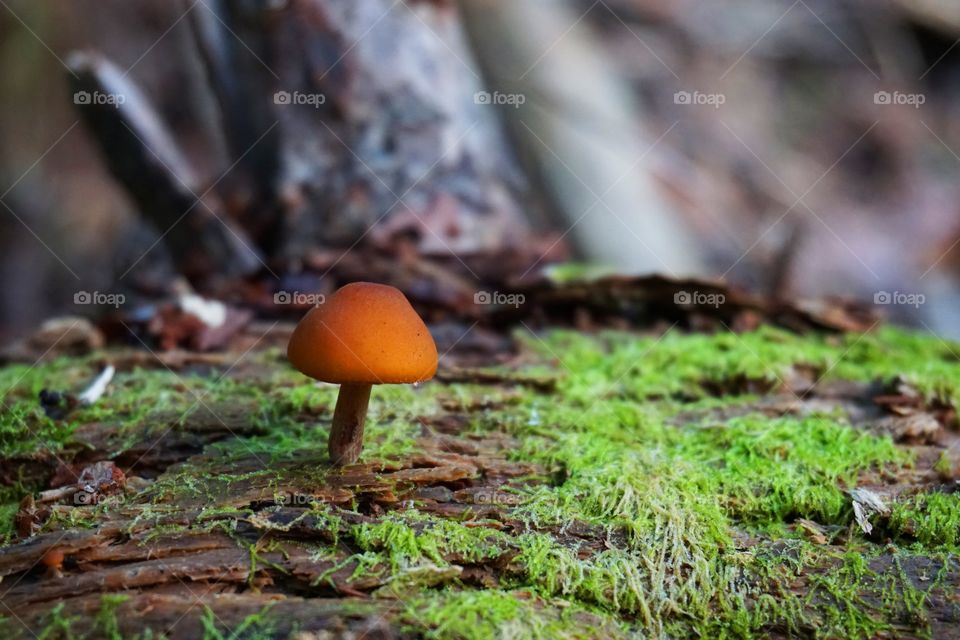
[2,306,960,639]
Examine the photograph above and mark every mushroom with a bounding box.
[287,282,438,465]
[41,548,65,577]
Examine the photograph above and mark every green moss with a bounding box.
[0,361,271,460]
[888,492,960,550]
[5,595,131,640]
[0,357,95,401]
[504,409,903,635]
[543,263,618,284]
[510,407,902,533]
[691,415,905,525]
[0,501,17,544]
[354,512,510,570]
[199,604,278,640]
[0,400,76,458]
[94,594,130,640]
[0,483,25,544]
[229,377,460,466]
[404,589,626,639]
[806,550,892,638]
[934,450,953,477]
[515,533,688,626]
[524,325,960,405]
[35,602,80,640]
[492,330,912,636]
[2,324,956,637]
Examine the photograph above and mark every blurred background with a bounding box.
[2,0,960,344]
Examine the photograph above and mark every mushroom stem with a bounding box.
[329,383,372,465]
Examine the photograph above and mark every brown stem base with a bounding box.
[328,383,372,465]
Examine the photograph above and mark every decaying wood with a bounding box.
[2,320,960,638]
[1,278,958,638]
[67,52,264,283]
[13,592,398,640]
[66,0,537,287]
[488,273,879,333]
[0,410,544,637]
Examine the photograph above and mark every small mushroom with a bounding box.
[40,548,65,577]
[287,282,438,465]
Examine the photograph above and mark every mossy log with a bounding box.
[2,320,960,639]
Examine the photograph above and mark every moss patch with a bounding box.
[2,325,959,638]
[887,491,960,551]
[524,325,960,405]
[404,589,627,639]
[354,512,510,570]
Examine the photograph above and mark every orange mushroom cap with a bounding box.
[41,548,65,570]
[287,282,438,384]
